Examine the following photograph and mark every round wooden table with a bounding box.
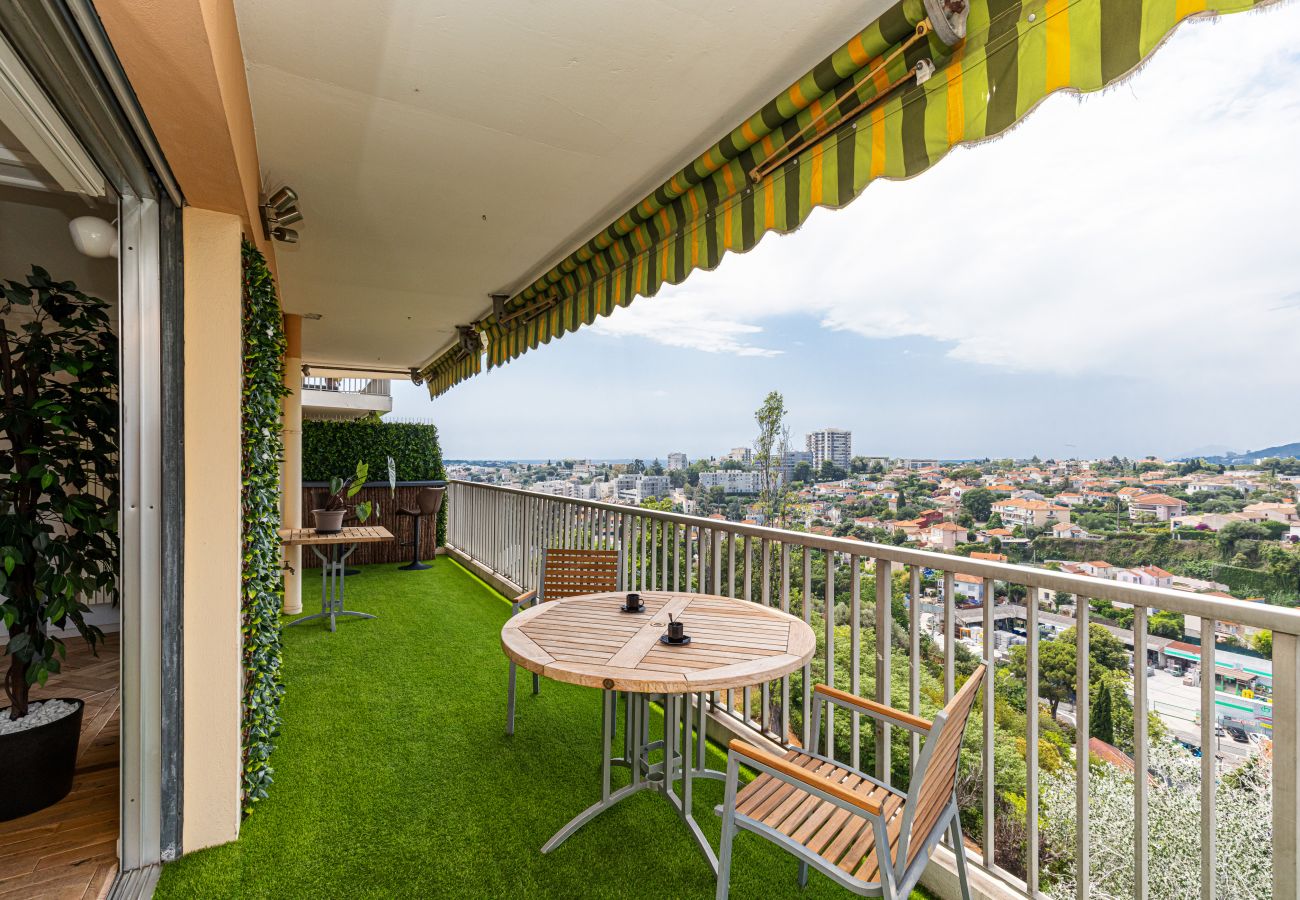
[501,591,816,871]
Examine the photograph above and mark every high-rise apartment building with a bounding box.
[667,452,688,471]
[807,428,852,470]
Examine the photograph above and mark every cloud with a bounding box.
[591,300,783,356]
[586,6,1300,385]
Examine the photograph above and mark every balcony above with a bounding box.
[300,375,393,421]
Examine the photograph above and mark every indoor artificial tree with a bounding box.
[0,267,117,720]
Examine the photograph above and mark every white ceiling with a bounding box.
[234,0,888,371]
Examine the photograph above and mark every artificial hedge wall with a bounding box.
[240,241,290,815]
[302,419,447,545]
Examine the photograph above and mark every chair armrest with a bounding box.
[514,589,538,608]
[814,684,932,734]
[728,740,883,817]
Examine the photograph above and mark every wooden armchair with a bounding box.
[505,548,620,736]
[715,665,987,900]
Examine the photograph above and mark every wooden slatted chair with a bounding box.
[715,664,987,900]
[505,548,621,736]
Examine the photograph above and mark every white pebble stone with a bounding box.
[0,699,78,736]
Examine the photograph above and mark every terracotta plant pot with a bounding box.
[313,508,346,533]
[0,698,84,821]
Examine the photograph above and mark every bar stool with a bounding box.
[395,486,444,571]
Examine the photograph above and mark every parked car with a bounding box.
[1226,726,1249,744]
[1215,726,1227,737]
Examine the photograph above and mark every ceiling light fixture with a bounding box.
[261,185,304,243]
[68,215,118,258]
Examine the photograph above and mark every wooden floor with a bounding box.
[0,633,119,900]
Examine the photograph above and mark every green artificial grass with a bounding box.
[155,560,935,899]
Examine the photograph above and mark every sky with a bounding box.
[392,4,1300,462]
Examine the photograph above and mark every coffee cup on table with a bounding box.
[667,615,685,642]
[625,593,642,612]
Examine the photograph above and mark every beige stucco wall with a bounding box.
[181,208,244,850]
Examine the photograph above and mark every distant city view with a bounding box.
[450,414,1300,747]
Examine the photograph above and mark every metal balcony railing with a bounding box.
[301,376,391,396]
[446,479,1300,900]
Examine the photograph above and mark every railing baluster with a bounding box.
[875,558,892,785]
[1026,583,1040,894]
[728,533,737,598]
[1076,596,1090,900]
[1275,630,1300,900]
[640,514,649,589]
[824,549,836,755]
[1200,616,1215,900]
[672,522,680,592]
[742,534,753,727]
[624,513,634,589]
[759,538,769,733]
[908,565,921,772]
[802,546,812,750]
[696,526,705,594]
[655,516,663,588]
[943,570,955,701]
[781,542,792,746]
[983,576,995,867]
[849,554,861,770]
[1133,604,1148,900]
[711,528,723,595]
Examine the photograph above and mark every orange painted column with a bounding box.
[281,313,303,614]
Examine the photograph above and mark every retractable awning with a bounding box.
[420,0,1266,397]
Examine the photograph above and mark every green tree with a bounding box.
[1091,678,1115,745]
[1148,610,1184,639]
[752,390,790,527]
[792,461,812,484]
[819,460,847,482]
[961,488,994,522]
[1251,629,1273,658]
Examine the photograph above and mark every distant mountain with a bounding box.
[1172,444,1239,460]
[1181,442,1300,464]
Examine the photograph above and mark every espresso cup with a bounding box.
[667,620,685,641]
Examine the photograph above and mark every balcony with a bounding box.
[155,482,1300,900]
[300,375,393,421]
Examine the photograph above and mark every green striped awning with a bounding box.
[424,347,481,397]
[420,0,1268,396]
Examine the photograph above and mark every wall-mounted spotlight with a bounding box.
[69,216,118,258]
[261,185,304,243]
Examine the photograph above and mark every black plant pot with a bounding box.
[0,698,84,821]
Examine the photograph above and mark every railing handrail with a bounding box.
[449,479,1300,635]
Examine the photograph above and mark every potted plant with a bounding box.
[1,268,117,821]
[312,460,377,533]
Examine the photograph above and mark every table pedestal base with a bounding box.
[286,543,378,632]
[543,691,726,873]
